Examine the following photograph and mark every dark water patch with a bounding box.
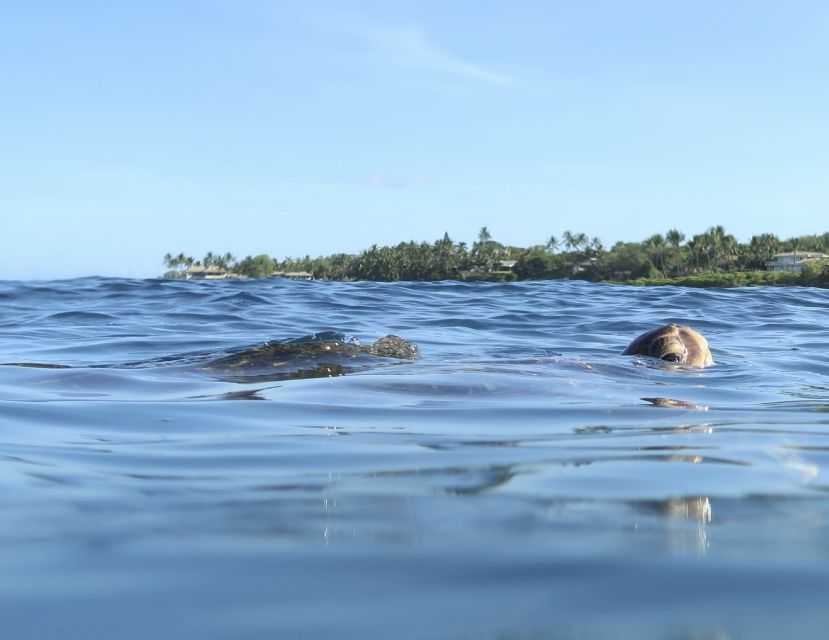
[1,362,73,369]
[208,291,273,305]
[43,311,118,323]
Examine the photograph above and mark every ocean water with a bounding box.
[1,277,828,639]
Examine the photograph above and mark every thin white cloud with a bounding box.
[365,172,406,189]
[362,172,434,189]
[326,19,512,86]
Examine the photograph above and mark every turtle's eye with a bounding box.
[661,353,682,362]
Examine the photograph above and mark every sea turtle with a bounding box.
[622,324,714,368]
[203,332,420,382]
[1,332,419,383]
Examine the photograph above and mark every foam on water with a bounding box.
[1,277,829,639]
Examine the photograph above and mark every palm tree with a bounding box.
[705,226,738,270]
[163,253,195,276]
[791,236,800,257]
[220,252,236,271]
[690,230,714,271]
[545,235,559,254]
[666,229,685,275]
[706,225,735,270]
[478,226,492,245]
[644,233,666,274]
[588,237,605,258]
[709,226,724,269]
[720,234,739,270]
[747,233,780,269]
[573,232,589,254]
[474,226,495,269]
[686,235,704,272]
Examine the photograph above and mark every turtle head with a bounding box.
[369,335,420,359]
[648,335,687,363]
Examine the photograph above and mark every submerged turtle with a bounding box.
[622,324,714,368]
[203,332,420,382]
[1,332,419,383]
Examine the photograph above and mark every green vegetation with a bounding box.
[626,271,802,288]
[235,254,276,279]
[163,226,829,288]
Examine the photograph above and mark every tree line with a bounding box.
[162,226,829,286]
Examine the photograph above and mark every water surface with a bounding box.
[1,278,828,639]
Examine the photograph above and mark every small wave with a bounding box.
[209,291,273,305]
[162,311,245,323]
[44,311,118,323]
[1,361,72,369]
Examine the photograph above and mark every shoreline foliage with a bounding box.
[163,227,829,288]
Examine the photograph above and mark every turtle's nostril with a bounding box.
[661,353,682,362]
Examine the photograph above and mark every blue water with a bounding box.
[1,278,828,639]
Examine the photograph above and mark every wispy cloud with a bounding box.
[365,172,406,189]
[362,172,434,189]
[326,19,512,86]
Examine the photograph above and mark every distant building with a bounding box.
[566,257,599,275]
[272,271,314,280]
[183,266,245,280]
[185,266,230,280]
[766,252,828,273]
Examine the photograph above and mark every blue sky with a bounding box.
[2,1,828,279]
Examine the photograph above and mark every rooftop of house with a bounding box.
[769,251,828,259]
[185,265,226,273]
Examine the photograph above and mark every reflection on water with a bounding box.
[636,496,713,555]
[0,278,828,638]
[643,396,710,411]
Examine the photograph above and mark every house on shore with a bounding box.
[766,252,828,273]
[185,266,229,280]
[566,257,599,275]
[459,260,517,277]
[184,266,246,280]
[272,271,315,281]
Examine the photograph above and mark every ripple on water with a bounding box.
[1,278,829,638]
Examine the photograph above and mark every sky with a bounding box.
[2,0,828,279]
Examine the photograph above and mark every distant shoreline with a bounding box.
[161,226,829,289]
[161,271,817,288]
